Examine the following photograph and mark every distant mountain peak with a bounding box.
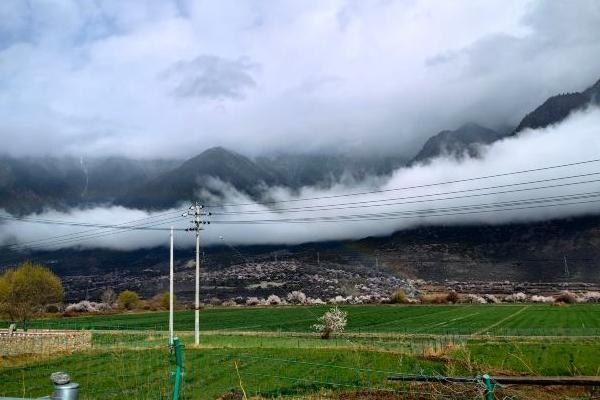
[411,123,501,164]
[513,76,600,135]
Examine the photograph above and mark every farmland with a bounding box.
[2,304,600,399]
[24,303,600,336]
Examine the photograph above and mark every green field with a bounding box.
[25,304,600,336]
[2,304,600,399]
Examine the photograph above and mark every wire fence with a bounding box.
[1,326,598,400]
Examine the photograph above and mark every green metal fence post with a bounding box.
[482,374,495,400]
[171,337,183,400]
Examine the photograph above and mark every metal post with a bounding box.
[169,227,174,343]
[482,374,494,400]
[171,337,183,400]
[195,230,200,346]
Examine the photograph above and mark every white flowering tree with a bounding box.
[313,306,347,339]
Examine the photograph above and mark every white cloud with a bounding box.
[2,106,600,249]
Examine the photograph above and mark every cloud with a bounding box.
[163,55,258,100]
[0,0,599,158]
[2,105,600,250]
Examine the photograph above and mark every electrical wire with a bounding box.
[204,158,600,208]
[210,191,600,224]
[211,174,600,216]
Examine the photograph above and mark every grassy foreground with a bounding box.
[2,304,600,399]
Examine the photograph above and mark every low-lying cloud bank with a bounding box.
[2,106,600,250]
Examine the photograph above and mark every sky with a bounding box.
[1,0,600,159]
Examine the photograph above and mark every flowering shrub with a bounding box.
[313,306,347,339]
[246,297,261,306]
[580,291,600,303]
[464,294,486,304]
[530,295,554,303]
[266,294,282,305]
[504,292,527,303]
[287,291,307,304]
[64,301,111,313]
[483,294,500,304]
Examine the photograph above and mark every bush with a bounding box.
[504,292,527,303]
[0,262,64,325]
[65,300,111,313]
[222,300,237,307]
[306,297,326,305]
[266,294,282,305]
[419,293,449,304]
[287,291,307,304]
[328,295,348,304]
[313,306,347,339]
[45,304,61,313]
[159,292,174,309]
[531,295,554,303]
[389,289,409,304]
[209,297,222,306]
[483,294,500,304]
[246,297,260,306]
[580,291,600,303]
[463,294,486,304]
[446,292,459,304]
[117,290,141,310]
[555,291,577,304]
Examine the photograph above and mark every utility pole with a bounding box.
[317,252,320,266]
[169,226,174,343]
[564,255,570,277]
[184,202,210,346]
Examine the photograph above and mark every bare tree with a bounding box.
[101,288,116,305]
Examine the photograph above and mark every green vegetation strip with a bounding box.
[20,304,600,336]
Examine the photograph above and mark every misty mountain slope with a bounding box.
[513,77,600,134]
[255,153,406,188]
[0,156,86,214]
[118,147,282,209]
[411,123,502,164]
[353,214,600,282]
[16,214,600,284]
[0,156,180,214]
[83,157,181,201]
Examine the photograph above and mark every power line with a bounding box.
[205,158,600,208]
[2,209,186,250]
[0,213,186,231]
[210,191,600,224]
[212,174,600,216]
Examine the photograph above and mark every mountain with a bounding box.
[0,156,179,214]
[411,123,502,164]
[0,156,85,214]
[255,153,406,188]
[513,77,600,134]
[118,147,281,209]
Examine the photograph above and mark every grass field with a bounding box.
[2,304,600,399]
[24,304,600,336]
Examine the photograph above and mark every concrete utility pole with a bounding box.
[564,255,570,277]
[169,227,174,343]
[184,202,210,346]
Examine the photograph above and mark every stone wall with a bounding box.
[0,329,92,356]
